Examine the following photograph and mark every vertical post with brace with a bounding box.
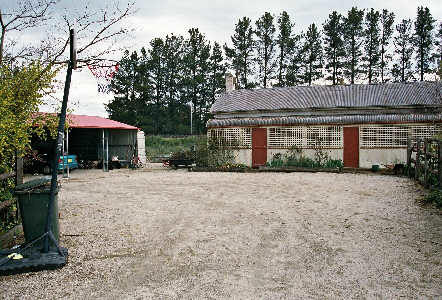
[44,29,76,253]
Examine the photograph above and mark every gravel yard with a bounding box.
[1,166,441,299]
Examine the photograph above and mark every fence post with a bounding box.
[415,139,420,181]
[407,139,411,177]
[423,139,428,188]
[15,156,23,186]
[439,140,442,189]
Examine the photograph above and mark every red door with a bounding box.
[252,128,267,167]
[343,127,359,168]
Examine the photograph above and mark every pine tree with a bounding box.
[323,11,345,85]
[147,38,167,134]
[363,9,381,83]
[163,34,185,134]
[343,7,365,84]
[209,42,226,102]
[413,6,435,81]
[107,50,141,127]
[392,19,414,82]
[301,24,323,85]
[276,11,295,87]
[379,9,395,83]
[224,17,255,89]
[432,22,441,77]
[285,33,304,86]
[255,12,276,88]
[183,28,211,134]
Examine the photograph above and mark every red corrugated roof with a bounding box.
[35,112,139,130]
[66,114,139,130]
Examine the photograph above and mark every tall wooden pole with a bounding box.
[44,29,75,253]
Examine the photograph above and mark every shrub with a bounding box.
[424,190,442,208]
[268,148,343,169]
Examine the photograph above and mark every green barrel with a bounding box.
[15,178,59,251]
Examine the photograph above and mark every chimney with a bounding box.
[225,72,236,92]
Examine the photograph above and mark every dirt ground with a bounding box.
[1,166,441,299]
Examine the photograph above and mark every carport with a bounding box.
[66,114,146,168]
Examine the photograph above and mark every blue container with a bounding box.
[58,154,79,170]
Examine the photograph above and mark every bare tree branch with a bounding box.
[0,1,136,67]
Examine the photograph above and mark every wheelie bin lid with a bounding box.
[15,176,53,193]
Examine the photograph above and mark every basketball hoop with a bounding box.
[87,64,119,93]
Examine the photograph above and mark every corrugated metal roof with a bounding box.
[211,81,442,113]
[67,114,139,130]
[207,113,442,127]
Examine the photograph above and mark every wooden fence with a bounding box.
[0,158,23,232]
[407,138,441,189]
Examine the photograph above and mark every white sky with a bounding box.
[35,0,442,117]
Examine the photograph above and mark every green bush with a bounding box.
[145,135,204,161]
[286,156,319,168]
[424,190,442,208]
[0,177,17,234]
[268,149,343,169]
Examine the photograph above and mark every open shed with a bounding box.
[31,114,146,168]
[66,114,146,165]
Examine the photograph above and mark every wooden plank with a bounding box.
[15,157,23,185]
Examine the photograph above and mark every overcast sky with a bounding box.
[39,0,441,117]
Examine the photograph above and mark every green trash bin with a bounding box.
[15,178,59,251]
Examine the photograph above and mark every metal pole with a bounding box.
[106,130,109,171]
[66,129,69,178]
[62,132,65,178]
[44,59,73,253]
[190,103,193,136]
[102,129,105,172]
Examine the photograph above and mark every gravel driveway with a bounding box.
[1,167,441,299]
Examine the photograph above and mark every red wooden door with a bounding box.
[252,128,267,167]
[343,127,359,168]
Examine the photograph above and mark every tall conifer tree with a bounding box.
[323,11,345,85]
[255,12,277,88]
[276,11,295,87]
[413,6,435,81]
[343,7,365,84]
[392,19,414,82]
[183,28,211,134]
[379,9,395,82]
[302,24,323,85]
[224,17,255,89]
[363,9,381,83]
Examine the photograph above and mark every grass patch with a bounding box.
[146,135,205,162]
